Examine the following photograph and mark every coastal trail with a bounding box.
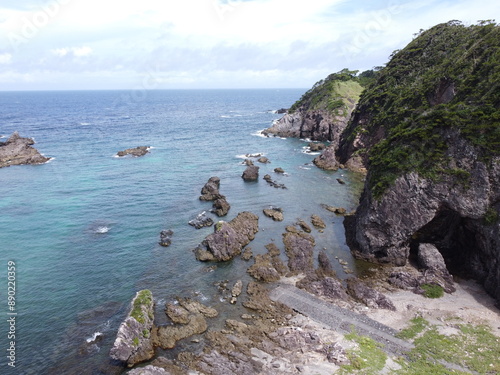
[270,284,478,373]
[269,284,414,356]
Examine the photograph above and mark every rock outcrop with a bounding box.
[159,230,173,247]
[194,212,259,262]
[283,229,315,274]
[342,21,500,303]
[242,165,259,181]
[199,177,231,217]
[0,132,50,168]
[110,290,155,367]
[189,212,214,229]
[116,146,150,157]
[263,207,284,221]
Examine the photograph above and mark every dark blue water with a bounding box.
[0,90,363,374]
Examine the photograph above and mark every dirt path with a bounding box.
[269,284,414,356]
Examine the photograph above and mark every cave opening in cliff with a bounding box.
[409,207,480,278]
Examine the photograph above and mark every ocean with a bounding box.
[0,89,364,374]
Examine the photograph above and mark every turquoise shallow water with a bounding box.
[0,90,364,374]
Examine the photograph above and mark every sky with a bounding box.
[0,0,499,90]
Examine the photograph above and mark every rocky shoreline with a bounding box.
[108,149,499,374]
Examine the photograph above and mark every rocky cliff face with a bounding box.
[0,131,50,168]
[342,21,500,303]
[263,70,364,145]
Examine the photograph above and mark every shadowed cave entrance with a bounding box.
[409,207,482,279]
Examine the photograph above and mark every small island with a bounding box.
[0,132,51,168]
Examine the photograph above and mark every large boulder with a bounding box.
[0,132,50,168]
[346,279,396,310]
[212,197,230,217]
[110,290,155,367]
[242,165,259,181]
[194,212,259,262]
[199,177,223,201]
[313,145,340,171]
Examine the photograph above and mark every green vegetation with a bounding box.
[340,330,387,374]
[484,207,499,225]
[132,337,140,347]
[343,20,500,198]
[130,289,153,324]
[420,284,444,298]
[341,318,500,374]
[288,68,373,115]
[142,329,150,338]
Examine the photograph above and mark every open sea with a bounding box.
[0,89,364,375]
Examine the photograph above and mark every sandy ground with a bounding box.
[365,279,500,336]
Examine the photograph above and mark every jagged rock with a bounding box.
[247,254,281,282]
[242,165,259,181]
[317,251,336,277]
[263,207,284,221]
[296,220,312,233]
[321,342,349,365]
[200,177,223,201]
[0,132,50,168]
[126,365,171,375]
[195,212,259,262]
[263,174,287,189]
[346,279,396,310]
[275,108,288,114]
[309,142,326,152]
[265,243,281,257]
[283,231,315,274]
[177,297,218,318]
[244,159,254,166]
[110,290,155,367]
[311,214,326,229]
[159,230,173,247]
[156,314,207,349]
[189,212,214,229]
[241,247,253,261]
[212,197,230,217]
[257,156,270,163]
[231,280,243,298]
[313,145,339,171]
[322,205,347,215]
[116,146,150,157]
[274,167,285,174]
[388,270,420,290]
[165,303,190,324]
[417,243,456,293]
[297,273,350,301]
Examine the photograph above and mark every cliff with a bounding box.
[263,69,366,143]
[340,21,500,303]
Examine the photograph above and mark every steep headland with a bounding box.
[263,69,368,144]
[338,21,500,303]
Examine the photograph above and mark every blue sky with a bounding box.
[0,0,499,90]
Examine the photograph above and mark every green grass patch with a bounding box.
[421,284,444,298]
[130,289,153,324]
[340,330,387,374]
[396,318,500,374]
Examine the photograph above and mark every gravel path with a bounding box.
[269,284,414,356]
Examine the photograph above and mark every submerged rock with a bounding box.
[159,230,173,247]
[257,156,270,163]
[195,212,259,262]
[0,132,50,168]
[311,214,326,229]
[189,212,214,229]
[263,207,284,221]
[116,146,150,157]
[110,290,155,367]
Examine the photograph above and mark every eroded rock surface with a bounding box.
[116,146,150,157]
[0,132,50,168]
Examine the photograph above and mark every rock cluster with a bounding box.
[199,177,230,217]
[247,243,288,282]
[194,212,259,262]
[0,132,50,168]
[189,211,214,229]
[263,174,286,189]
[158,230,173,247]
[116,146,150,157]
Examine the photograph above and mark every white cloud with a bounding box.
[0,53,12,64]
[51,46,92,57]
